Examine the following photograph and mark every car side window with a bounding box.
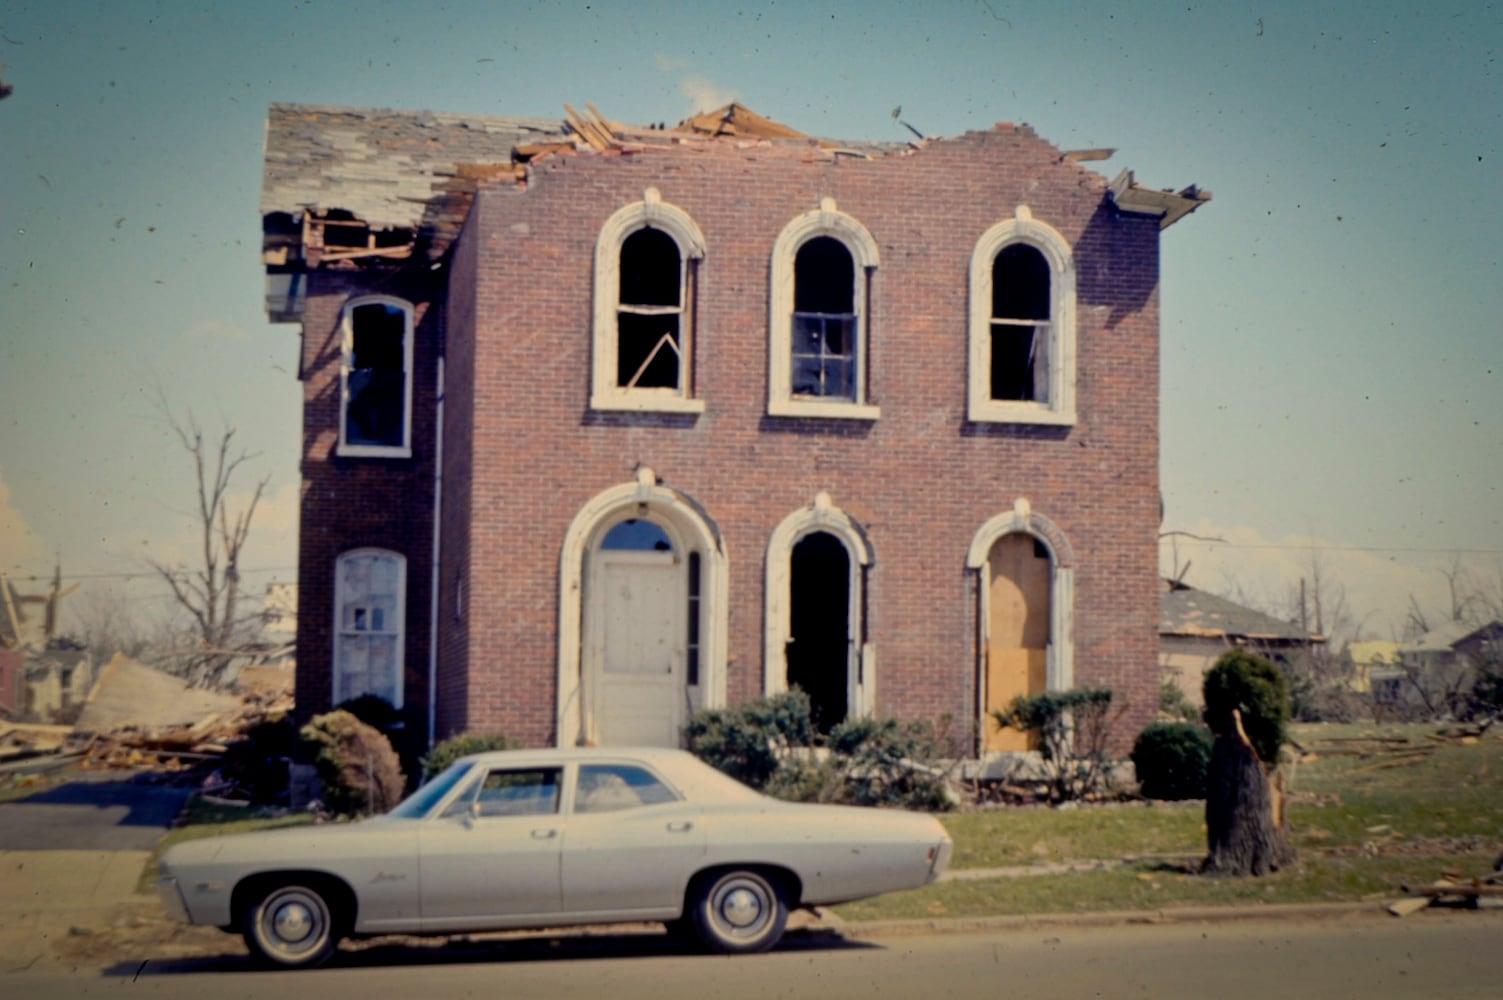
[575,764,679,814]
[463,767,562,818]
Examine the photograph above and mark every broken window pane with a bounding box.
[791,237,857,400]
[336,551,403,706]
[617,228,683,390]
[990,245,1051,402]
[600,518,673,552]
[346,302,407,447]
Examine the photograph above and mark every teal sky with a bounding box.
[1,0,1499,639]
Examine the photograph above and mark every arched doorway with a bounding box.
[966,500,1076,755]
[984,533,1051,751]
[787,531,852,732]
[589,518,685,746]
[765,494,873,731]
[558,470,727,748]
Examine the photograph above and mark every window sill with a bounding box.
[768,399,881,421]
[337,444,414,459]
[590,394,706,415]
[966,401,1076,427]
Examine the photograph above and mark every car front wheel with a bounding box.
[242,882,341,969]
[690,869,788,954]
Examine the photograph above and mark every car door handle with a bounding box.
[666,821,693,833]
[531,828,558,840]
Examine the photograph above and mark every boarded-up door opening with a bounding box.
[787,531,850,733]
[984,533,1051,751]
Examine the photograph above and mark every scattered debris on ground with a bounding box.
[1291,718,1498,772]
[1387,860,1503,917]
[1,654,293,795]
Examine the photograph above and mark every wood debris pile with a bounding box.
[1,684,294,780]
[1292,717,1497,774]
[1387,862,1503,917]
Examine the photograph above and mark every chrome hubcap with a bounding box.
[720,886,763,928]
[272,901,313,943]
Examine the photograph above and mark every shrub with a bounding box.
[992,687,1121,802]
[1131,721,1213,800]
[1202,651,1290,764]
[300,710,405,817]
[334,694,400,732]
[421,731,515,782]
[219,713,297,803]
[826,716,954,811]
[684,690,815,788]
[1159,678,1199,722]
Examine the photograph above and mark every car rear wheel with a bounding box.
[690,869,788,954]
[242,882,341,969]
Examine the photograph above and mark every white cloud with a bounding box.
[654,52,688,72]
[679,76,737,114]
[0,468,46,574]
[1159,518,1498,643]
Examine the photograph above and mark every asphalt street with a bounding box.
[0,772,192,851]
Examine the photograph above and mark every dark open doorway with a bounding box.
[787,531,851,733]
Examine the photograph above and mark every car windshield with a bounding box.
[388,760,478,818]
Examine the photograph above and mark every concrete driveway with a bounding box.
[0,769,194,972]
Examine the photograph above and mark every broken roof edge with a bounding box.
[1108,169,1212,229]
[266,100,565,134]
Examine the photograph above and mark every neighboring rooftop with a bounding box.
[1160,579,1325,645]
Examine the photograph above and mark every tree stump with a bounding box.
[1203,709,1295,876]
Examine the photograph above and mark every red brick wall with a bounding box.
[294,268,441,760]
[445,125,1163,751]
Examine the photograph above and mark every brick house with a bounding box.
[260,102,1208,759]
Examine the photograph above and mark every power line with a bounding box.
[1158,540,1502,556]
[3,565,297,584]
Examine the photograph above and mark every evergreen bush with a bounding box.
[1202,651,1290,763]
[683,690,815,788]
[1131,721,1213,800]
[420,731,515,782]
[300,709,405,817]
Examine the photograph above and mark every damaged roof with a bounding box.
[262,102,566,231]
[1160,579,1324,644]
[262,101,1208,274]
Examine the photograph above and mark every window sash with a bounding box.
[791,311,857,400]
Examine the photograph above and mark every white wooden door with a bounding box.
[594,550,682,746]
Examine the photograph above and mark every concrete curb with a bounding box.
[826,900,1392,940]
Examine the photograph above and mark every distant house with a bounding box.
[1158,579,1325,705]
[1390,620,1503,716]
[1346,639,1403,702]
[1,570,93,723]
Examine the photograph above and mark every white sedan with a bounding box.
[156,746,953,968]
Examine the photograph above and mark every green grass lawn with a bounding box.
[836,722,1503,921]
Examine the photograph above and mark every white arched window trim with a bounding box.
[768,198,881,420]
[591,188,707,414]
[556,468,728,747]
[332,547,407,710]
[763,492,876,719]
[967,206,1077,426]
[338,295,414,458]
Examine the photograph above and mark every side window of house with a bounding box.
[768,199,880,419]
[967,208,1077,426]
[334,549,405,708]
[340,297,413,456]
[591,189,706,414]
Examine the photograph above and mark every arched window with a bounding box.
[591,189,706,414]
[339,296,414,456]
[968,207,1077,425]
[768,199,880,419]
[333,549,406,708]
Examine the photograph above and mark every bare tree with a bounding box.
[147,402,269,688]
